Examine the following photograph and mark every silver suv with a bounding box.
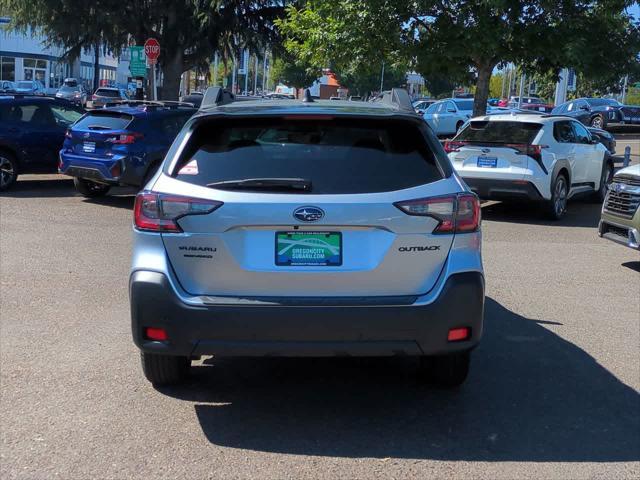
[130,88,485,387]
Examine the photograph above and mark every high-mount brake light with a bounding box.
[134,192,223,232]
[394,193,481,234]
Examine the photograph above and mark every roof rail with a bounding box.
[199,86,235,110]
[374,88,415,113]
[101,100,195,110]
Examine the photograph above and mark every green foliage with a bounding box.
[269,54,319,90]
[277,0,640,115]
[0,0,285,99]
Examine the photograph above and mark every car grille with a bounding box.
[615,175,640,187]
[604,185,640,219]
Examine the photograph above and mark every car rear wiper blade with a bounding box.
[206,178,312,192]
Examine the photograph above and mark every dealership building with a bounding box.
[0,17,130,92]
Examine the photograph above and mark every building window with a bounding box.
[0,57,16,81]
[23,59,47,69]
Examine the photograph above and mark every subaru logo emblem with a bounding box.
[293,206,324,222]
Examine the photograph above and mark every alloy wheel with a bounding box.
[554,177,567,216]
[591,116,603,128]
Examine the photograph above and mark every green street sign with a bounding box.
[129,46,147,77]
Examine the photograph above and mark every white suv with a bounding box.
[445,114,613,219]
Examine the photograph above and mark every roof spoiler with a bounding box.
[199,87,235,110]
[375,88,414,113]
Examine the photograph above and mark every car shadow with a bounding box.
[481,201,602,228]
[622,261,640,273]
[157,297,640,462]
[1,177,76,198]
[82,192,135,210]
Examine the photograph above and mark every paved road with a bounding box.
[1,176,639,479]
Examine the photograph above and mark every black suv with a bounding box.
[0,96,84,190]
[551,97,640,129]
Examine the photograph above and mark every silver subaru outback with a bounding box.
[130,88,484,387]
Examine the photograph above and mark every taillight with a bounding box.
[394,193,481,234]
[134,192,223,232]
[443,140,467,153]
[107,132,143,144]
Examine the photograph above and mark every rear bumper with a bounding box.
[462,177,544,201]
[59,151,144,186]
[130,270,485,357]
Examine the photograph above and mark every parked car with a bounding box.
[59,102,196,196]
[551,97,640,129]
[423,98,475,136]
[130,87,484,387]
[413,98,436,115]
[0,96,84,190]
[180,91,204,107]
[87,87,129,109]
[55,84,88,107]
[0,81,16,93]
[599,163,640,250]
[444,113,613,219]
[587,127,616,155]
[14,80,46,96]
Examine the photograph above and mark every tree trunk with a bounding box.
[473,62,496,117]
[160,48,183,100]
[93,42,100,92]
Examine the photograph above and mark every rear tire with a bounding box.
[544,173,568,220]
[0,152,19,191]
[140,352,190,386]
[73,177,110,197]
[592,160,613,203]
[420,352,470,387]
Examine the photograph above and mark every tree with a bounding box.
[277,0,640,115]
[1,0,286,99]
[269,54,319,92]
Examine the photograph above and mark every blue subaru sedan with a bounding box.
[59,102,195,197]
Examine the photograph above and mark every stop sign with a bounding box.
[144,38,160,63]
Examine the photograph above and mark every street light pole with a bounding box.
[379,62,385,93]
[518,72,525,109]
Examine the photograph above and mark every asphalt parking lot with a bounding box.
[1,170,639,478]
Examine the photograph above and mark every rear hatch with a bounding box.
[446,119,543,180]
[150,115,470,298]
[69,111,135,157]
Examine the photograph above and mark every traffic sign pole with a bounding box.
[144,38,160,100]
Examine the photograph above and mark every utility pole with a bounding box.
[501,67,507,99]
[621,75,629,104]
[263,51,268,93]
[379,62,385,93]
[254,55,259,94]
[518,72,525,109]
[213,52,219,87]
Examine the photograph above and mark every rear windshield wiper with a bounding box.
[206,178,312,192]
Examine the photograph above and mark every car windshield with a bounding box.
[173,117,443,194]
[454,100,474,111]
[17,82,33,89]
[59,86,79,93]
[95,89,120,98]
[455,120,542,144]
[587,98,620,107]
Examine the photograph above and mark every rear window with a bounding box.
[173,118,443,194]
[95,89,120,98]
[17,82,32,89]
[456,120,541,144]
[73,112,133,130]
[454,100,474,111]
